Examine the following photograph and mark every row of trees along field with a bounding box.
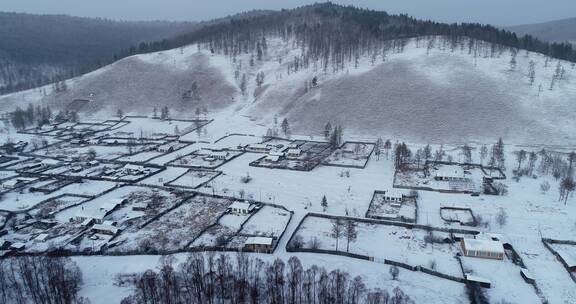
[0,256,85,304]
[121,253,415,304]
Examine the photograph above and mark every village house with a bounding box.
[465,274,492,288]
[91,223,120,236]
[122,164,146,175]
[288,142,301,149]
[34,233,50,243]
[228,201,256,215]
[264,155,281,163]
[10,242,26,251]
[40,158,61,167]
[75,209,107,224]
[461,238,505,260]
[132,202,149,212]
[156,143,178,153]
[269,151,285,157]
[286,149,302,159]
[434,166,471,182]
[208,150,229,160]
[244,236,274,253]
[383,190,404,204]
[1,178,24,190]
[247,143,271,153]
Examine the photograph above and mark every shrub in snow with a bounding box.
[389,265,399,280]
[540,181,551,194]
[291,235,304,249]
[308,237,321,249]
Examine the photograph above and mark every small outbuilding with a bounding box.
[465,274,492,288]
[91,224,120,236]
[461,238,505,260]
[383,190,404,203]
[228,201,255,215]
[286,149,302,159]
[244,236,274,253]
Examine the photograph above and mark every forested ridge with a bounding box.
[3,2,575,96]
[148,3,576,65]
[0,12,197,94]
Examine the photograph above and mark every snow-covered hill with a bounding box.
[2,36,576,146]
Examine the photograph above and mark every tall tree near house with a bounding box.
[480,145,488,165]
[560,176,575,205]
[281,118,290,137]
[515,150,527,171]
[354,143,363,158]
[461,144,472,163]
[321,195,328,211]
[330,219,345,251]
[116,108,123,118]
[528,60,536,86]
[394,142,412,171]
[493,138,506,169]
[434,145,445,162]
[423,144,432,160]
[384,140,392,160]
[311,76,318,87]
[414,148,423,169]
[324,122,332,140]
[287,257,303,304]
[256,72,265,87]
[240,74,247,96]
[343,220,358,253]
[375,138,384,160]
[528,151,538,175]
[568,151,576,172]
[509,51,517,71]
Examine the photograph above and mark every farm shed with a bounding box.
[461,238,505,260]
[244,236,274,253]
[465,274,492,288]
[228,201,255,215]
[91,224,120,236]
[286,149,302,159]
[434,166,470,182]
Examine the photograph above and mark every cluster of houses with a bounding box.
[74,198,127,226]
[226,201,275,253]
[244,142,303,163]
[0,177,37,190]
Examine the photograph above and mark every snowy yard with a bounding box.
[323,142,375,168]
[113,195,232,252]
[293,215,464,278]
[165,169,221,189]
[239,205,292,237]
[366,191,416,223]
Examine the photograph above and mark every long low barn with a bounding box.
[461,238,505,260]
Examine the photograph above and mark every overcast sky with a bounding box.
[1,0,574,26]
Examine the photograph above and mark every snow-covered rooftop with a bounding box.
[462,238,504,254]
[435,166,464,178]
[245,236,273,246]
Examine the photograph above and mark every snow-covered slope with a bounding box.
[2,37,576,146]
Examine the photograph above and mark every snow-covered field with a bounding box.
[0,33,576,303]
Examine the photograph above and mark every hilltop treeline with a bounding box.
[0,12,196,94]
[121,253,414,304]
[4,3,575,95]
[166,2,574,61]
